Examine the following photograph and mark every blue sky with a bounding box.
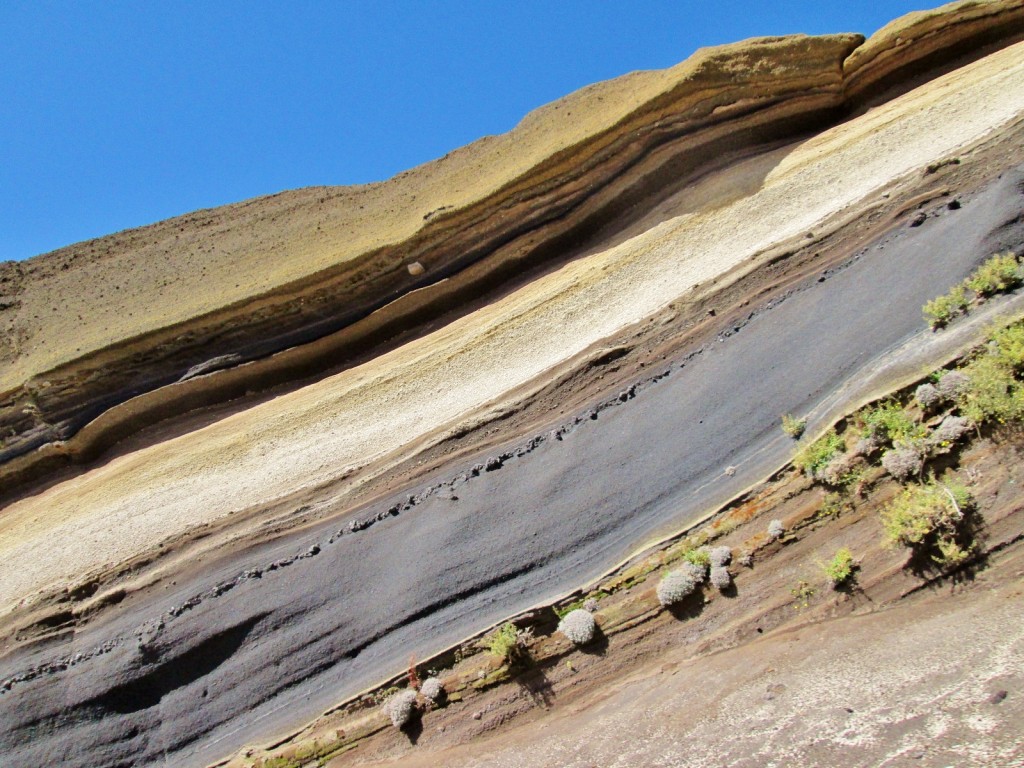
[2,1,929,261]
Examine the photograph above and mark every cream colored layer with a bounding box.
[2,42,1024,610]
[2,35,803,394]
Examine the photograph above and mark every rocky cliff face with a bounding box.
[2,3,1024,768]
[3,0,1022,497]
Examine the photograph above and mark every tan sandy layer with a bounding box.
[0,34,851,395]
[4,2,1023,499]
[6,1,1019,401]
[1,41,1023,610]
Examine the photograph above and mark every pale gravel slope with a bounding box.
[3,42,1024,610]
[408,582,1024,768]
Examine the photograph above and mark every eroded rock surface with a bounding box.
[2,3,1024,768]
[3,0,1023,494]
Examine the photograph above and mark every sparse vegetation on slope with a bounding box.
[923,284,970,328]
[965,252,1022,297]
[484,623,530,663]
[557,609,597,645]
[781,414,807,438]
[820,547,856,587]
[880,478,975,566]
[236,316,1024,766]
[794,428,846,478]
[923,251,1021,328]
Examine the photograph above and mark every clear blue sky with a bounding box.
[2,1,930,262]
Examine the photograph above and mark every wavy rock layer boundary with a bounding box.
[3,3,1024,768]
[2,0,1022,495]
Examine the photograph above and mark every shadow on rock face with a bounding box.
[400,713,424,745]
[516,665,556,709]
[667,591,706,622]
[578,625,610,658]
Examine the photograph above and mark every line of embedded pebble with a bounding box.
[0,272,824,696]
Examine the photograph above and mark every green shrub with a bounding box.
[989,319,1024,372]
[683,547,711,569]
[956,354,1023,424]
[923,284,969,328]
[484,623,527,662]
[879,478,973,548]
[821,547,856,586]
[922,254,1021,328]
[859,401,925,444]
[793,428,846,477]
[818,492,851,518]
[934,537,974,567]
[964,252,1021,297]
[781,414,807,439]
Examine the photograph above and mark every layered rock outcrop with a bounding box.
[3,0,1022,496]
[3,4,1024,768]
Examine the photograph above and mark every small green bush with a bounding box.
[922,253,1021,329]
[934,537,974,567]
[781,414,807,439]
[793,428,846,477]
[964,252,1021,297]
[945,318,1024,424]
[818,492,851,518]
[683,547,711,569]
[860,401,925,444]
[956,354,1023,424]
[821,547,856,587]
[879,478,973,548]
[923,284,969,328]
[485,623,525,662]
[989,319,1024,372]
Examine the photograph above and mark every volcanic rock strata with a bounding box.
[2,3,1024,768]
[3,0,1023,495]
